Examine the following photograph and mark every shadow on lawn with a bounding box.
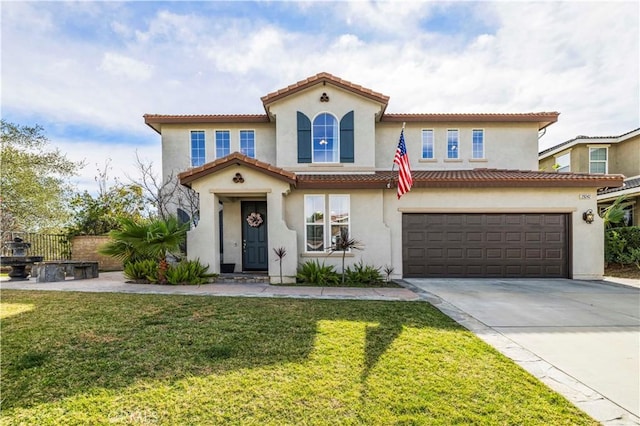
[1,291,459,411]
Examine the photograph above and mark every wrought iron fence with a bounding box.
[1,231,72,261]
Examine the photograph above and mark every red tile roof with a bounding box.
[179,152,296,186]
[383,112,560,130]
[144,114,269,133]
[296,169,623,189]
[260,72,390,107]
[179,154,624,190]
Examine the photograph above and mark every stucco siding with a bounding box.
[268,85,381,171]
[376,122,540,171]
[610,135,640,177]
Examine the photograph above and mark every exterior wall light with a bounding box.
[582,209,595,224]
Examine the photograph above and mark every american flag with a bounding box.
[394,128,413,199]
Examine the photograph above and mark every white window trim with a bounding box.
[312,112,340,164]
[303,194,350,253]
[447,129,460,159]
[421,128,435,160]
[190,130,206,167]
[239,129,256,158]
[471,128,485,160]
[588,145,609,174]
[554,150,571,172]
[215,129,231,159]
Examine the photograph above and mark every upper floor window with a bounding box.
[240,130,255,158]
[422,129,434,159]
[589,147,608,174]
[190,130,205,167]
[215,130,230,158]
[447,129,459,159]
[555,152,571,172]
[313,113,339,163]
[472,129,484,159]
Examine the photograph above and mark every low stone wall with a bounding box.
[71,236,122,271]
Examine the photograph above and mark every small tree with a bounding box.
[601,195,632,228]
[331,228,363,285]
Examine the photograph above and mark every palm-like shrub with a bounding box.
[100,216,189,283]
[123,259,158,283]
[165,259,212,285]
[344,261,383,286]
[331,228,363,284]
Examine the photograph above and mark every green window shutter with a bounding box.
[340,110,354,163]
[297,111,312,163]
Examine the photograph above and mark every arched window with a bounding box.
[313,113,339,163]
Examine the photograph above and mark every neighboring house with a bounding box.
[145,72,623,282]
[539,128,639,226]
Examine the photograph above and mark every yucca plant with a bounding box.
[165,259,213,285]
[273,247,287,284]
[330,228,363,285]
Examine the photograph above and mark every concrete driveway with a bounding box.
[404,278,640,426]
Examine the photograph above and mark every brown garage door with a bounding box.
[402,213,570,278]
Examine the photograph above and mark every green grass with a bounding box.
[1,290,596,425]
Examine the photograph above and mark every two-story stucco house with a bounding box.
[145,72,623,282]
[539,128,639,226]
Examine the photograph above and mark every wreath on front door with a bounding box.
[246,212,264,228]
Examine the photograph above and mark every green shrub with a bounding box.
[296,260,340,286]
[605,226,640,266]
[165,259,214,285]
[344,261,383,286]
[124,259,159,283]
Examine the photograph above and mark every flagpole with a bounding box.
[387,122,406,189]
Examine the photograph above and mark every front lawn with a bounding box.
[1,291,595,425]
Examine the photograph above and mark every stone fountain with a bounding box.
[0,237,44,280]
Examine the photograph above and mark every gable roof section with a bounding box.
[179,152,296,186]
[598,175,640,198]
[539,127,640,159]
[383,112,559,131]
[261,72,390,110]
[296,169,624,189]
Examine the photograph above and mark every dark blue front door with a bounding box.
[242,201,268,271]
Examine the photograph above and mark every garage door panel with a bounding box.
[403,213,569,278]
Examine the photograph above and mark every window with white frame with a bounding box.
[190,130,205,167]
[422,129,434,159]
[447,129,459,159]
[240,130,255,158]
[589,147,608,174]
[472,129,484,159]
[312,113,339,163]
[555,152,571,172]
[215,130,230,158]
[304,194,350,252]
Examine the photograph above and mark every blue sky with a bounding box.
[2,1,638,193]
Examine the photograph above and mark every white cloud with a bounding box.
[99,52,153,81]
[1,0,638,187]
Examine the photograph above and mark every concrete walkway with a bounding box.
[2,272,638,425]
[0,271,420,301]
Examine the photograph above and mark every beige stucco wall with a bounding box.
[377,122,540,171]
[284,189,392,273]
[268,85,382,171]
[161,123,276,181]
[186,164,297,283]
[610,135,640,177]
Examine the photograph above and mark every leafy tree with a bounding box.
[68,160,146,236]
[0,120,83,232]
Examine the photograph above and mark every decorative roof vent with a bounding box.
[320,92,330,102]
